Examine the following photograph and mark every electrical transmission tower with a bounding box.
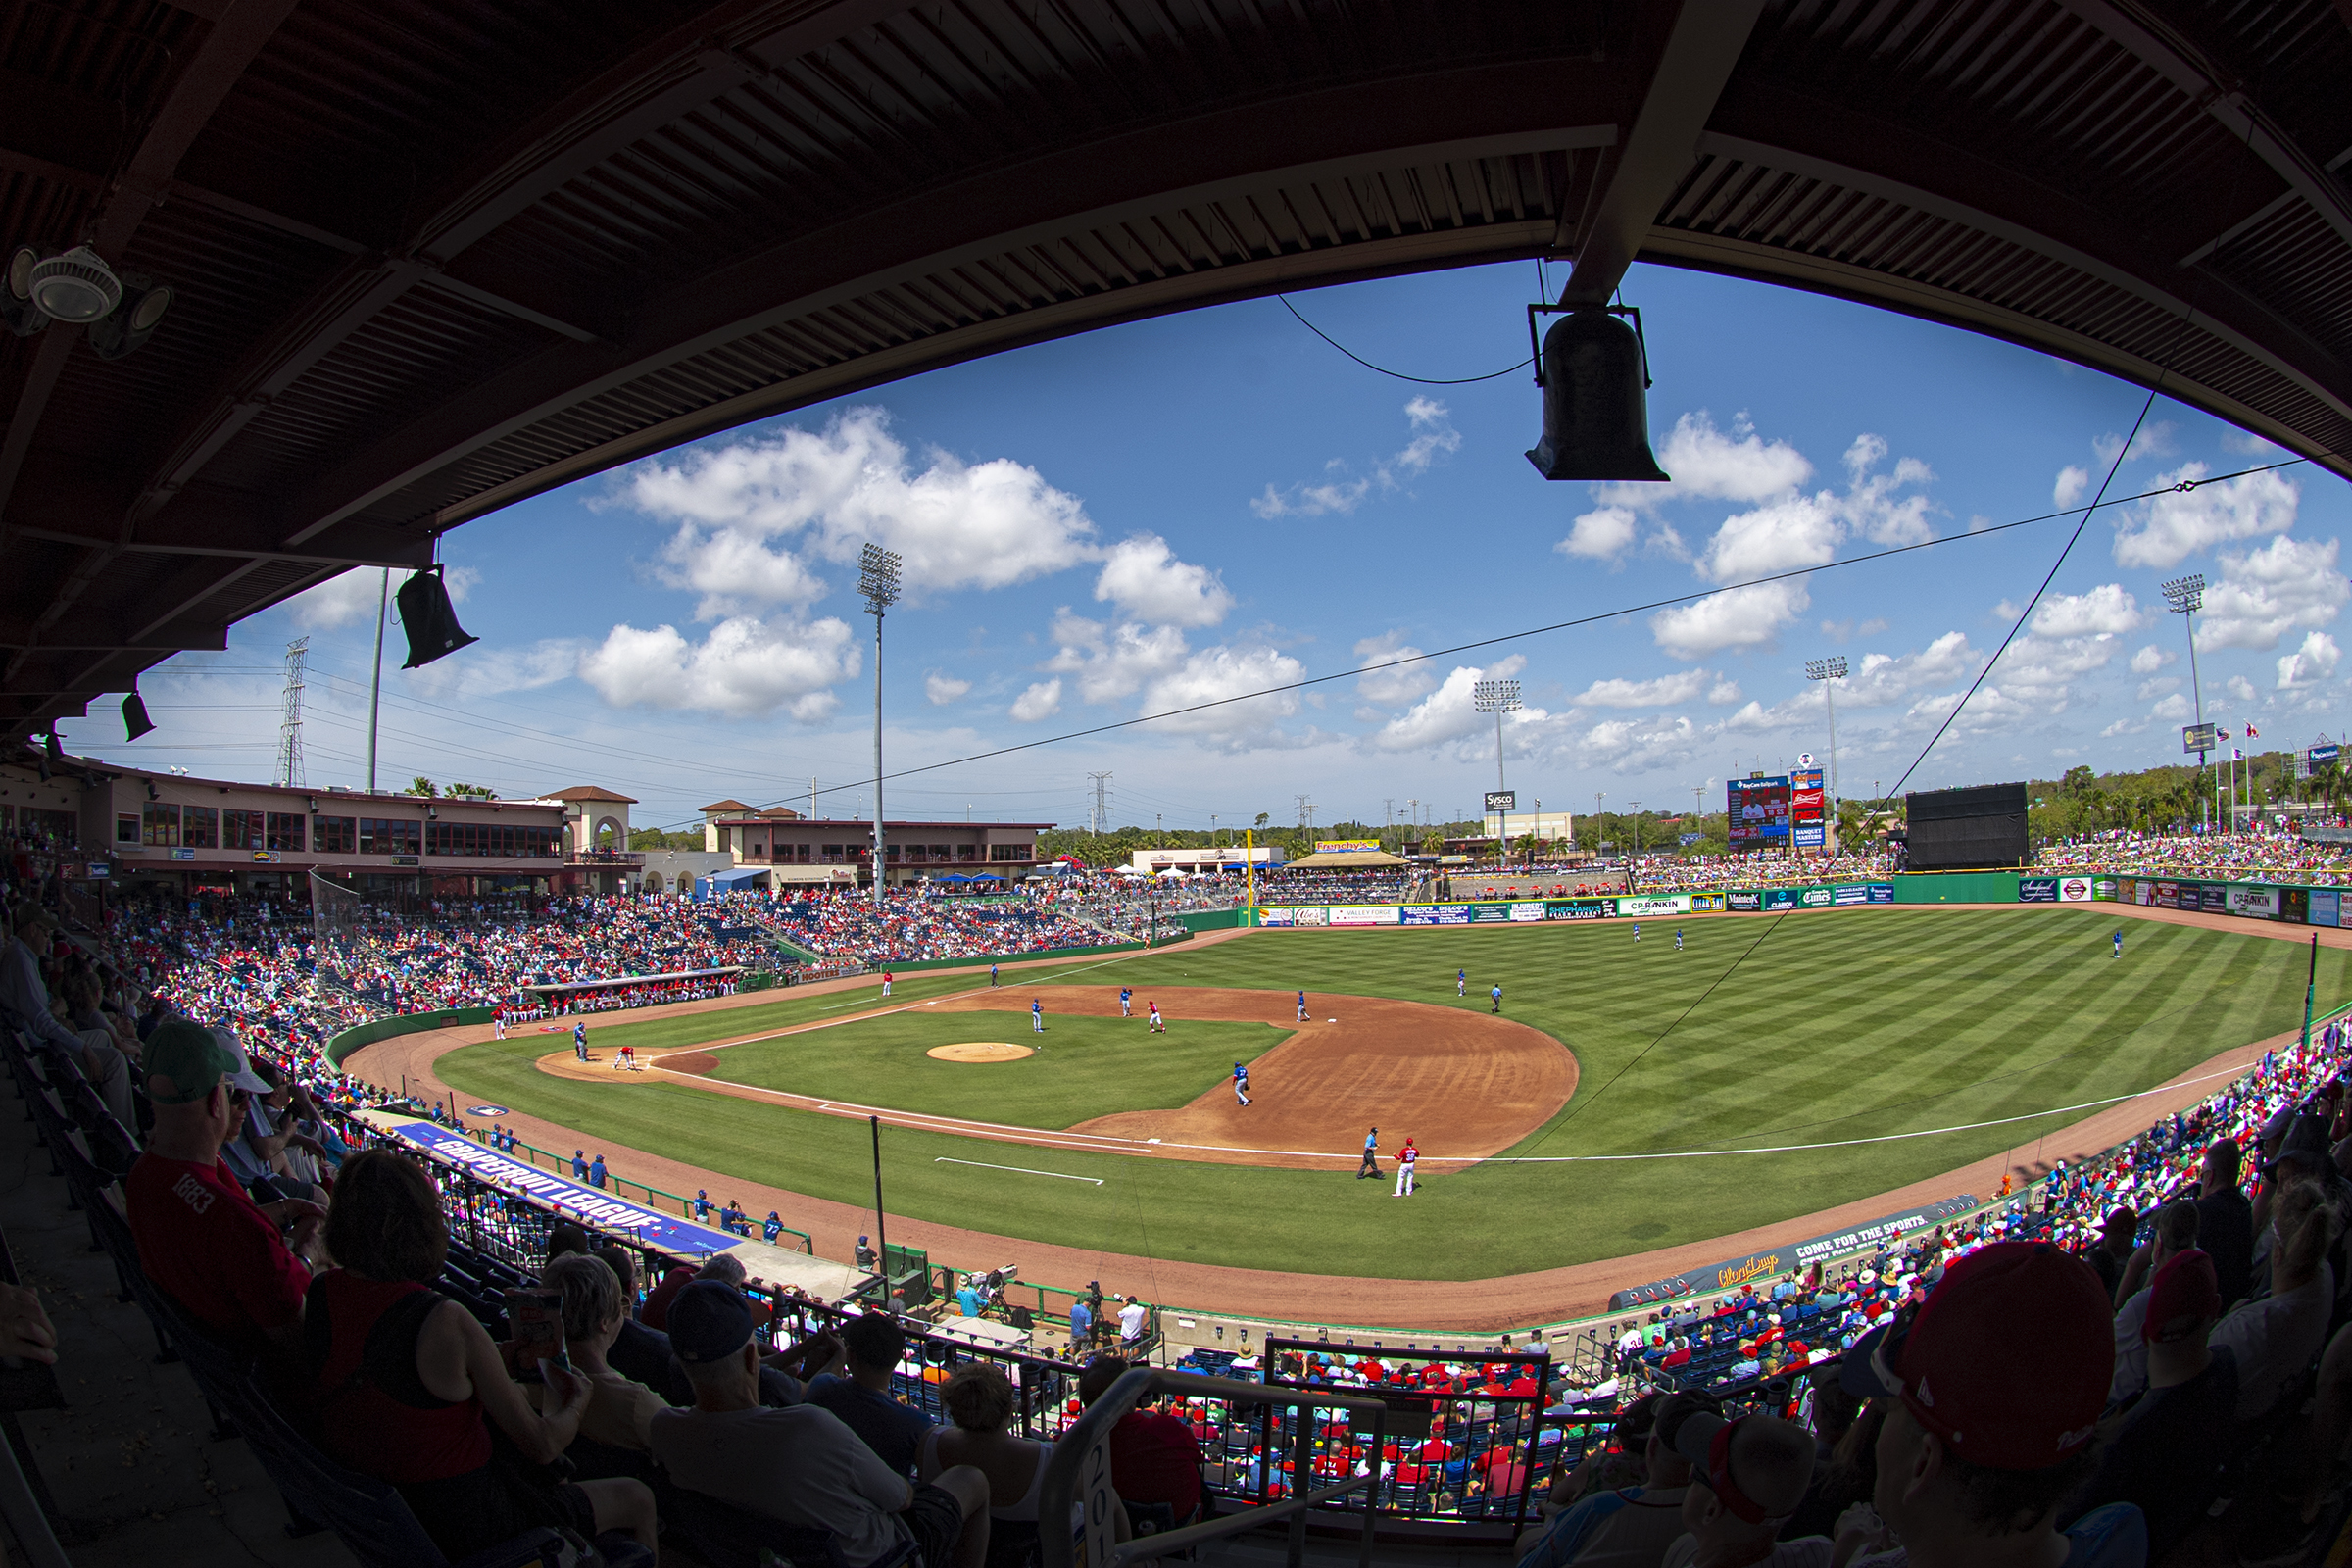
[276,638,309,787]
[1087,771,1112,836]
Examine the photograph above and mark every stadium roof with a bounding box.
[542,784,639,804]
[4,0,2348,738]
[1287,849,1412,868]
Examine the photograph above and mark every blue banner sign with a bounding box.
[383,1117,733,1257]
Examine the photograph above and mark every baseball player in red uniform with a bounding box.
[1147,1001,1164,1033]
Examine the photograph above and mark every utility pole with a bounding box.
[1087,772,1111,838]
[277,637,309,788]
[365,568,388,791]
[858,543,902,908]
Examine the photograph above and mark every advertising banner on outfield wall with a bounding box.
[2059,877,2093,902]
[1401,904,1473,925]
[2093,877,2120,901]
[1468,903,1515,923]
[2227,885,2279,919]
[1831,883,1870,906]
[1510,901,1547,922]
[2018,877,2060,902]
[1868,883,1894,904]
[1692,893,1728,911]
[1606,1194,1982,1310]
[1729,890,1761,911]
[1545,901,1612,920]
[1328,905,1400,926]
[2313,890,2341,927]
[1618,895,1690,917]
[2282,887,2310,924]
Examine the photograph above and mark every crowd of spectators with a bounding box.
[760,886,1112,963]
[2037,827,2352,885]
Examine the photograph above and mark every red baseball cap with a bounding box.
[2142,1249,2222,1344]
[1840,1242,2111,1469]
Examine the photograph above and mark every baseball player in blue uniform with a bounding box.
[2113,929,2123,958]
[1490,983,1502,1014]
[1456,968,1466,997]
[1632,921,1640,942]
[1031,999,1045,1032]
[1119,987,1132,1016]
[1233,1061,1250,1105]
[572,1019,587,1060]
[1675,928,1684,952]
[1297,989,1308,1021]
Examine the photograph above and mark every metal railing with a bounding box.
[1041,1367,1388,1568]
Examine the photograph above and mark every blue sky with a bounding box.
[70,258,2349,833]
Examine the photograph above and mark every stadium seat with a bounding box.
[663,1484,910,1568]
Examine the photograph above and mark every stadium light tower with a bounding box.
[1804,655,1848,846]
[1473,678,1521,856]
[859,543,903,908]
[2163,573,2208,828]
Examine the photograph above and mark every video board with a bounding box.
[1728,775,1791,848]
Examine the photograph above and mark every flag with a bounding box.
[2246,722,2260,738]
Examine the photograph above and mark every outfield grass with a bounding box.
[435,909,2346,1281]
[703,1010,1289,1128]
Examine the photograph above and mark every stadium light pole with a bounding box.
[2163,574,2208,830]
[859,543,903,908]
[1804,656,1848,851]
[1473,679,1521,862]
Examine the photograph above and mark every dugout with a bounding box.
[1903,782,2029,870]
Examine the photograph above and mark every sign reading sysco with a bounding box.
[386,1118,731,1256]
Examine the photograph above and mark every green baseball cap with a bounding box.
[145,1019,270,1105]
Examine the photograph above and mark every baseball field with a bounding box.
[426,905,2348,1284]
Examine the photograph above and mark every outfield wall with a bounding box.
[1249,868,2348,928]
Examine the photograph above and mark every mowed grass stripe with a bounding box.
[433,910,2346,1281]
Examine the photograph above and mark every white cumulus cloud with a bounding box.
[1573,669,1713,709]
[1598,411,1812,510]
[1353,633,1440,706]
[2111,463,2300,568]
[2031,584,2142,639]
[1140,644,1309,750]
[2278,631,2340,690]
[2197,535,2350,650]
[2054,466,2090,509]
[2128,644,2175,675]
[924,672,970,706]
[2226,675,2257,703]
[578,615,858,719]
[1093,534,1232,628]
[1044,613,1191,704]
[1251,399,1461,517]
[1558,506,1640,563]
[617,407,1100,616]
[1370,658,1529,754]
[1009,679,1063,722]
[1649,581,1811,660]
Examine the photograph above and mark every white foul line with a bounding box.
[935,1157,1102,1185]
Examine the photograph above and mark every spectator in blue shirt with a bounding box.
[572,1149,588,1179]
[693,1189,710,1222]
[588,1153,608,1190]
[1067,1295,1094,1348]
[956,1276,984,1317]
[806,1314,932,1476]
[762,1211,782,1245]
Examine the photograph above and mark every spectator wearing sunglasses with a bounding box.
[1840,1242,2147,1567]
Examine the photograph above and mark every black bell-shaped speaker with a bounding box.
[1525,309,1671,482]
[396,565,480,669]
[122,689,155,742]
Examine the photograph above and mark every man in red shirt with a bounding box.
[125,1020,322,1352]
[1078,1357,1204,1524]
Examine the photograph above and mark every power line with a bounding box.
[1278,296,1532,385]
[692,455,2310,827]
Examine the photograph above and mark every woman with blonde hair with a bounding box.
[919,1361,1129,1567]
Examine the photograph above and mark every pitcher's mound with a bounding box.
[926,1042,1034,1063]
